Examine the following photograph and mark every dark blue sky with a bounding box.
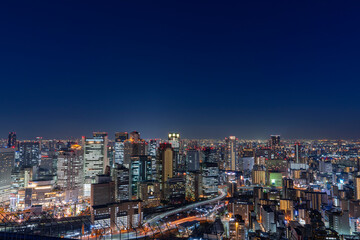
[1,1,360,140]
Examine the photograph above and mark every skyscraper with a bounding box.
[112,164,130,201]
[168,133,182,171]
[270,135,280,149]
[157,143,173,193]
[201,162,218,199]
[123,131,147,167]
[225,136,237,171]
[8,132,16,148]
[19,141,40,167]
[114,132,128,165]
[82,133,109,196]
[0,148,15,202]
[187,149,200,172]
[149,139,159,179]
[294,143,301,163]
[130,155,152,198]
[57,144,83,201]
[355,176,360,200]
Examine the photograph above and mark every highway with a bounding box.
[99,186,228,239]
[144,186,227,226]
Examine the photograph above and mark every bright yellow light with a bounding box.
[71,144,82,150]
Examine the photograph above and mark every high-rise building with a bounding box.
[130,155,152,198]
[114,132,128,165]
[115,132,128,142]
[138,181,161,208]
[112,164,130,201]
[57,144,83,201]
[82,133,109,196]
[129,131,140,141]
[123,132,147,167]
[149,139,159,179]
[157,143,173,183]
[157,143,173,196]
[327,210,350,235]
[168,133,182,171]
[225,136,237,171]
[90,174,115,207]
[187,149,200,172]
[355,176,360,200]
[202,147,218,163]
[0,148,15,202]
[8,132,16,149]
[201,162,218,199]
[270,135,280,149]
[185,172,200,201]
[19,141,40,167]
[294,143,301,163]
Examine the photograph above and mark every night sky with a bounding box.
[1,1,360,140]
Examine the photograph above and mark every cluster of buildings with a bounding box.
[1,132,360,239]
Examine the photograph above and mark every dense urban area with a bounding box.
[0,131,359,239]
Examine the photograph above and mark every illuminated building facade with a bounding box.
[225,136,237,171]
[19,141,40,167]
[56,144,83,201]
[201,162,218,199]
[8,132,16,148]
[130,155,152,198]
[114,132,128,165]
[113,163,130,201]
[168,133,183,171]
[270,135,280,149]
[82,133,109,196]
[0,148,15,202]
[187,149,200,172]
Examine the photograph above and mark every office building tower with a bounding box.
[157,143,173,196]
[168,133,182,171]
[123,131,147,167]
[91,174,115,207]
[201,162,219,199]
[157,143,173,182]
[130,155,152,198]
[129,131,140,141]
[112,164,130,201]
[0,148,15,202]
[19,141,41,167]
[82,134,109,196]
[282,178,294,199]
[187,149,200,172]
[115,132,128,142]
[252,165,266,185]
[138,181,161,208]
[225,136,237,171]
[57,144,83,201]
[202,147,218,163]
[114,132,128,165]
[270,135,280,149]
[294,143,301,163]
[164,177,186,204]
[148,139,159,179]
[39,152,55,175]
[260,205,276,232]
[148,139,158,157]
[8,132,16,148]
[327,210,350,235]
[356,176,360,200]
[168,133,180,148]
[185,172,200,201]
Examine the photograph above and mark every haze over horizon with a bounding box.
[1,1,360,139]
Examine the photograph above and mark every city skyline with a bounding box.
[1,1,360,139]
